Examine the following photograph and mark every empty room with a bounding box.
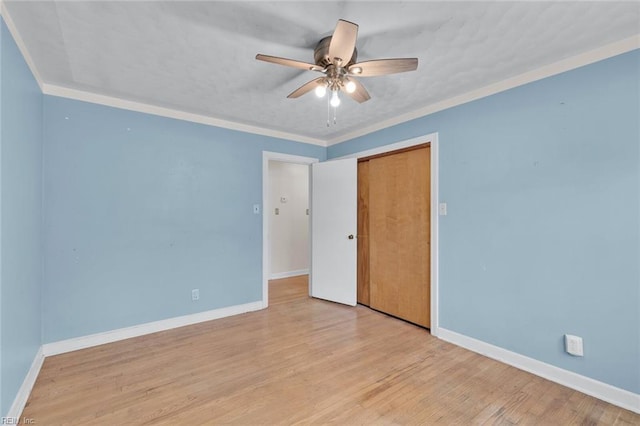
[0,1,639,424]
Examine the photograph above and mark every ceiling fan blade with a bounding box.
[287,77,325,99]
[344,78,371,104]
[328,19,358,66]
[256,54,323,72]
[349,58,418,77]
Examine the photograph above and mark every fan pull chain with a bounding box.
[326,94,339,127]
[327,95,330,127]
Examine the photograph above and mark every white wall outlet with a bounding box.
[565,334,584,356]
[439,202,447,216]
[191,289,200,301]
[253,204,260,214]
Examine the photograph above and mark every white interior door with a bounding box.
[310,158,357,306]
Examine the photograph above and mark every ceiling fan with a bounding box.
[256,19,418,108]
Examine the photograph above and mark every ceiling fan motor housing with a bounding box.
[256,19,417,103]
[314,36,358,68]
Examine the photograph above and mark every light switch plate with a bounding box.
[439,203,447,216]
[565,334,584,356]
[253,204,260,214]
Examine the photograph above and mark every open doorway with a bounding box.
[268,161,310,280]
[267,161,310,305]
[262,152,319,308]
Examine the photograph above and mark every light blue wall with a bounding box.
[42,97,325,343]
[0,19,44,415]
[1,10,637,411]
[329,50,640,393]
[0,17,3,415]
[0,20,6,416]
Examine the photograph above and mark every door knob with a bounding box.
[348,234,355,240]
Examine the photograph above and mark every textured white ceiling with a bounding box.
[4,1,640,143]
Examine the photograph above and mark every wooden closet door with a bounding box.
[369,146,430,327]
[357,160,370,306]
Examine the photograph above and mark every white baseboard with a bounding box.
[6,346,45,420]
[42,301,264,356]
[269,269,309,280]
[438,328,640,414]
[6,301,264,418]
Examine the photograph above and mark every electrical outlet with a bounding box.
[192,289,200,301]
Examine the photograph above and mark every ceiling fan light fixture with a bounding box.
[256,19,418,124]
[330,90,341,107]
[345,80,356,93]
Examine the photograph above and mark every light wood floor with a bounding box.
[23,275,638,425]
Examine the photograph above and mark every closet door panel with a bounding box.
[369,146,430,327]
[357,160,371,306]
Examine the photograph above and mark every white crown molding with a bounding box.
[42,84,327,147]
[1,3,324,146]
[42,301,263,356]
[6,346,45,420]
[0,1,44,91]
[438,328,640,414]
[327,35,640,146]
[2,2,638,149]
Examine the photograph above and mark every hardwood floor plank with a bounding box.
[22,275,639,425]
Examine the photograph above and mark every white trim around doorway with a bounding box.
[333,133,440,336]
[262,151,320,308]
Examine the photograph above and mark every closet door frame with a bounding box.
[332,133,440,336]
